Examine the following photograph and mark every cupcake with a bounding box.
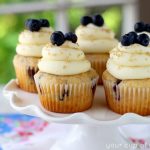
[13,19,53,92]
[76,14,118,85]
[102,30,150,115]
[34,31,99,113]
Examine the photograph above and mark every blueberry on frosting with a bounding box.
[51,31,78,46]
[50,31,65,46]
[81,16,93,26]
[137,33,150,46]
[80,14,104,27]
[121,31,149,46]
[120,32,137,46]
[134,21,150,33]
[65,32,77,43]
[127,31,138,44]
[39,19,50,27]
[25,18,50,32]
[92,14,104,26]
[134,21,145,32]
[25,19,41,31]
[120,34,131,46]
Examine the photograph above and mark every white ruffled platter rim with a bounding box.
[3,79,150,126]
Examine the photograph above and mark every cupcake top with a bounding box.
[38,31,91,75]
[107,29,150,80]
[75,14,118,53]
[16,19,54,57]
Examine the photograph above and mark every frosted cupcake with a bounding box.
[34,31,99,113]
[13,19,53,93]
[102,31,150,115]
[76,14,118,85]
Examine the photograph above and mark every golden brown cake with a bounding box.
[86,53,109,84]
[76,14,118,85]
[35,69,98,113]
[102,30,150,115]
[13,55,39,92]
[34,31,99,113]
[103,70,150,115]
[13,19,53,93]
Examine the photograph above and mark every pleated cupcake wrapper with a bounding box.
[103,79,150,115]
[35,77,99,113]
[14,61,38,93]
[86,55,108,85]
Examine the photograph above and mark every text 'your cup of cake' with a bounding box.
[76,14,118,85]
[13,19,54,92]
[34,31,99,113]
[103,22,150,116]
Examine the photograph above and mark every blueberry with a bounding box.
[134,21,145,32]
[56,31,64,38]
[65,32,77,43]
[120,34,131,46]
[39,19,50,27]
[126,31,138,44]
[50,31,65,46]
[25,19,41,31]
[92,14,104,26]
[80,16,92,26]
[121,31,138,46]
[137,33,150,46]
[145,24,150,32]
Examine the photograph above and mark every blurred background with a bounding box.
[0,1,150,149]
[0,0,149,84]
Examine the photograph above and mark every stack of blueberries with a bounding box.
[121,22,150,46]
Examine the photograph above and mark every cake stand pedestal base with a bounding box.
[49,125,127,150]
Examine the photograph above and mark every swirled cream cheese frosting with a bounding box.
[107,32,150,80]
[76,22,118,53]
[16,19,53,57]
[38,31,91,75]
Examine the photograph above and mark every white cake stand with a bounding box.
[3,80,150,150]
